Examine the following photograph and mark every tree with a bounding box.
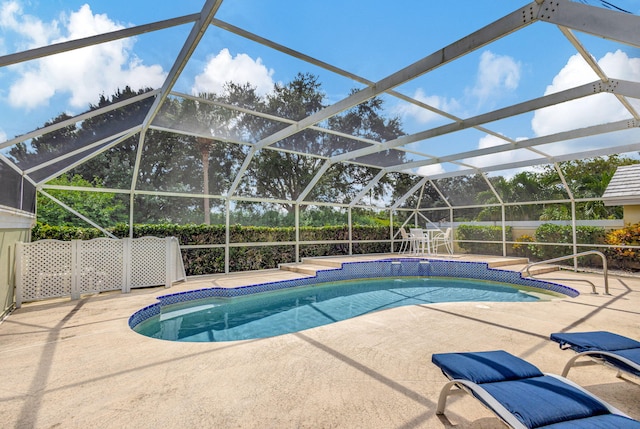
[190,83,265,223]
[11,76,410,226]
[243,74,407,214]
[542,156,638,220]
[8,113,78,172]
[37,174,126,226]
[477,171,565,221]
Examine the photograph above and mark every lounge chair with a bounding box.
[431,350,640,428]
[551,331,640,379]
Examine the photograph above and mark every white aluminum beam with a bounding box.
[296,160,333,203]
[349,170,386,207]
[0,152,28,179]
[140,0,224,130]
[171,91,385,148]
[33,129,141,186]
[37,189,116,238]
[41,184,131,194]
[333,80,619,163]
[0,15,199,68]
[391,177,429,210]
[130,0,223,212]
[226,147,258,197]
[560,25,640,121]
[25,127,138,176]
[539,0,640,48]
[387,118,639,173]
[0,90,158,150]
[427,140,640,180]
[429,179,451,208]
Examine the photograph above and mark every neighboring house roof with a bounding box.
[603,164,640,206]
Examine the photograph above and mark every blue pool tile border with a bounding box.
[128,258,579,328]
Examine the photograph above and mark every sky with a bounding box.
[1,0,640,177]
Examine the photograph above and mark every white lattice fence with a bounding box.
[16,236,185,307]
[130,236,167,289]
[15,240,73,303]
[77,238,125,295]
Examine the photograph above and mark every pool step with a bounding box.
[300,257,345,269]
[485,258,559,275]
[485,257,530,268]
[516,264,560,277]
[279,262,341,276]
[280,256,363,275]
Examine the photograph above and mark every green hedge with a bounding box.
[31,223,105,241]
[31,223,391,275]
[529,224,605,266]
[455,225,512,256]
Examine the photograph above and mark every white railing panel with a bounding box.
[172,237,187,283]
[16,240,73,305]
[130,236,167,289]
[15,236,185,307]
[77,238,124,295]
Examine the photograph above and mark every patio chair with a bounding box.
[431,227,453,255]
[550,331,640,379]
[397,227,413,254]
[432,350,640,428]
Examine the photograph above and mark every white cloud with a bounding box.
[477,133,508,150]
[192,48,275,96]
[416,162,446,177]
[4,3,166,110]
[1,1,58,49]
[531,50,640,136]
[461,134,541,178]
[397,50,519,126]
[0,126,6,142]
[470,51,521,105]
[395,88,459,125]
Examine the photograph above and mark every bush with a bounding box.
[605,224,640,270]
[512,234,535,259]
[530,224,606,266]
[456,225,512,256]
[31,223,391,275]
[31,222,104,241]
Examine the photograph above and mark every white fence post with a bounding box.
[122,238,131,293]
[165,236,173,288]
[15,242,23,308]
[70,240,80,300]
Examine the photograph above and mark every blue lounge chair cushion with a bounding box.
[432,350,543,384]
[551,331,640,352]
[551,331,640,377]
[482,375,610,428]
[432,350,640,428]
[539,414,640,428]
[539,414,640,429]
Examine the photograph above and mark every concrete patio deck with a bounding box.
[1,255,639,428]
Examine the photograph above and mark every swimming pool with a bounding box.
[130,259,577,342]
[134,277,549,342]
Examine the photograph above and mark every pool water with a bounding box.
[133,277,544,342]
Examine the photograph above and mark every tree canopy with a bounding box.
[8,76,639,228]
